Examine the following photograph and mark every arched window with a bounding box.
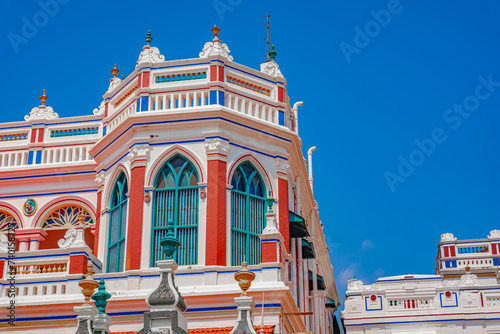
[0,211,19,233]
[107,172,128,273]
[152,155,199,266]
[43,206,92,229]
[231,161,266,266]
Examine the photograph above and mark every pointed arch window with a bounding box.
[152,155,199,266]
[107,172,128,273]
[231,162,266,266]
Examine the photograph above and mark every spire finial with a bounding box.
[269,45,277,61]
[121,74,124,80]
[111,64,119,77]
[265,15,270,61]
[465,264,471,272]
[212,25,220,39]
[145,30,152,45]
[91,277,112,314]
[39,89,47,106]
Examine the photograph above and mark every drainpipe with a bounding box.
[292,101,303,133]
[307,147,316,191]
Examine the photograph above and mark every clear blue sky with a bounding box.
[1,0,500,320]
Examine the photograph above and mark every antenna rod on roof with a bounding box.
[265,15,270,61]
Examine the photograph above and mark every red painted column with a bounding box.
[278,177,290,253]
[125,145,149,270]
[205,138,229,266]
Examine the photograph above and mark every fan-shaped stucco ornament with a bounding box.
[199,25,233,61]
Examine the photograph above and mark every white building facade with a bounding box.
[341,231,500,333]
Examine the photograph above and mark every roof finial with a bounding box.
[145,30,152,45]
[39,89,47,106]
[212,25,220,40]
[234,260,256,297]
[269,45,277,61]
[111,64,119,77]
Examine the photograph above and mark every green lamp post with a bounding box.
[160,219,180,259]
[91,277,112,314]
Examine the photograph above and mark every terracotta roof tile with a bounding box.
[112,325,274,334]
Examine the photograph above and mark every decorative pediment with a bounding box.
[440,233,457,242]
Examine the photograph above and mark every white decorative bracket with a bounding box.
[58,227,88,249]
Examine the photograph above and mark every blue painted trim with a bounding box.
[0,170,94,182]
[95,117,291,158]
[153,62,210,71]
[103,126,107,136]
[28,151,34,165]
[0,188,95,199]
[140,96,149,112]
[0,125,31,130]
[225,65,276,84]
[377,277,442,283]
[210,90,217,105]
[42,119,104,126]
[218,91,225,106]
[364,296,383,311]
[439,292,458,308]
[278,110,285,126]
[344,317,500,327]
[230,142,288,160]
[35,151,41,164]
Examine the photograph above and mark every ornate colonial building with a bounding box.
[341,231,500,333]
[0,27,339,333]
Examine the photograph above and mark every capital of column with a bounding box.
[95,171,106,193]
[275,158,289,180]
[15,228,47,252]
[204,138,230,161]
[128,144,150,168]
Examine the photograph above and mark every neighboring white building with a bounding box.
[341,231,500,333]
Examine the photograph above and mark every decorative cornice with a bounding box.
[25,106,59,121]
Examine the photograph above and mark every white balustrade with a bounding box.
[108,101,137,132]
[0,151,29,167]
[41,145,93,164]
[225,92,278,125]
[486,297,500,308]
[455,258,494,269]
[388,298,434,310]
